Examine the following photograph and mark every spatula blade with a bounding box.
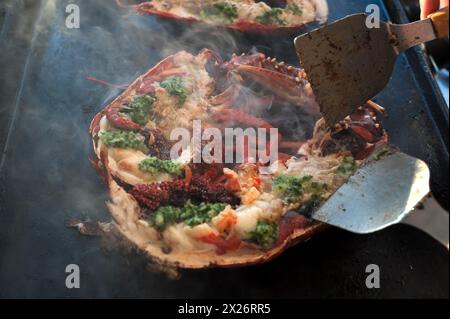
[294,14,398,126]
[312,150,430,234]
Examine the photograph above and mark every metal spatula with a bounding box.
[311,148,449,247]
[294,7,449,125]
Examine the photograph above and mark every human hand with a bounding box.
[420,0,449,19]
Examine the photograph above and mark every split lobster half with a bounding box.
[89,49,388,269]
[116,0,329,32]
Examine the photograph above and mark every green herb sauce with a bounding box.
[99,130,148,153]
[201,2,238,22]
[273,174,328,203]
[336,156,357,179]
[286,3,303,15]
[249,220,278,249]
[160,76,188,106]
[120,94,155,125]
[149,202,227,232]
[138,157,183,176]
[255,8,287,25]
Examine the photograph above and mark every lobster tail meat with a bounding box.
[117,0,329,32]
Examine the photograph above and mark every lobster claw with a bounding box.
[348,105,384,144]
[224,53,320,115]
[314,102,388,161]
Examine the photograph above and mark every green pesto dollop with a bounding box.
[149,202,227,232]
[286,3,303,15]
[99,130,148,153]
[248,220,278,249]
[255,8,287,25]
[150,206,180,232]
[160,76,188,106]
[138,157,183,176]
[336,156,357,179]
[201,2,238,22]
[120,94,155,125]
[273,175,328,203]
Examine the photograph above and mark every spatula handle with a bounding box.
[428,6,449,38]
[402,197,449,248]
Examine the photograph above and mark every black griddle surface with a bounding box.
[0,0,448,298]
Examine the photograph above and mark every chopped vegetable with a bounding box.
[201,2,238,22]
[160,76,188,106]
[286,3,303,15]
[273,175,328,202]
[150,206,180,232]
[139,156,183,176]
[308,181,329,193]
[181,202,227,227]
[336,156,357,179]
[99,130,148,153]
[256,8,287,25]
[149,202,227,232]
[249,220,278,249]
[273,175,308,201]
[120,94,155,125]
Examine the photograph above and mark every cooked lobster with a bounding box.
[116,0,329,32]
[89,49,388,269]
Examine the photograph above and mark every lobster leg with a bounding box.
[210,86,240,107]
[137,54,186,94]
[105,106,141,131]
[212,108,274,130]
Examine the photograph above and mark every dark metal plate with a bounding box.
[0,0,448,298]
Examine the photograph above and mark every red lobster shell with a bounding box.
[116,0,329,32]
[89,49,388,269]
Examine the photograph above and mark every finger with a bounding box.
[420,0,441,19]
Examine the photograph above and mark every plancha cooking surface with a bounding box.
[0,0,448,298]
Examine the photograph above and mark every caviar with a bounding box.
[131,173,239,212]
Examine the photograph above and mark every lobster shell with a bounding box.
[89,51,327,269]
[89,50,386,269]
[117,0,329,33]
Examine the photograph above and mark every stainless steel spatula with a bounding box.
[294,7,449,126]
[311,148,449,247]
